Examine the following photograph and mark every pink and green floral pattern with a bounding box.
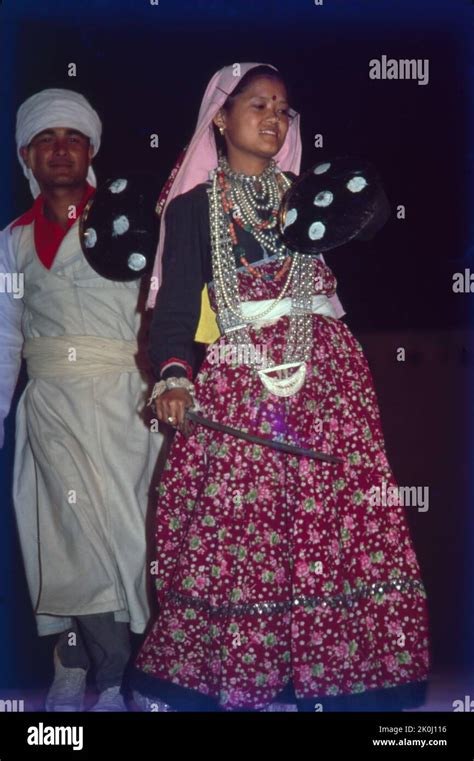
[135,256,430,711]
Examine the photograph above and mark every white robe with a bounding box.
[0,218,164,636]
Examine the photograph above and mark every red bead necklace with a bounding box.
[217,168,292,282]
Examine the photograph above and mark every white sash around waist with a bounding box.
[23,335,148,379]
[240,294,338,328]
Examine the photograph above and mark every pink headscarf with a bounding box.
[146,61,345,320]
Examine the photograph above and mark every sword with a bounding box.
[183,409,344,464]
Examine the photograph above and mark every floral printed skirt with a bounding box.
[133,311,430,711]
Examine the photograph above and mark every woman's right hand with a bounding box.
[155,388,194,431]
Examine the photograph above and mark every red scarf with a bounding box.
[10,183,95,269]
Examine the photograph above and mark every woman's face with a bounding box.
[214,76,292,164]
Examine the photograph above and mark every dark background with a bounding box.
[0,0,472,695]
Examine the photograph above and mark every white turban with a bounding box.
[16,88,102,198]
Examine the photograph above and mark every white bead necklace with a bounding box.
[211,171,298,322]
[209,159,315,397]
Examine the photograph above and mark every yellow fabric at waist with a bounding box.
[23,335,149,379]
[194,286,220,345]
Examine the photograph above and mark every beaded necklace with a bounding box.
[208,155,315,397]
[217,155,291,282]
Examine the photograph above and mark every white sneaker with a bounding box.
[132,690,176,712]
[89,686,128,712]
[45,647,88,712]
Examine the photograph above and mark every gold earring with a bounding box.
[219,126,225,135]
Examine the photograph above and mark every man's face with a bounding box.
[20,127,93,191]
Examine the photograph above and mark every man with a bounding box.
[0,88,163,711]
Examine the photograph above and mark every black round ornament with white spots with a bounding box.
[79,173,160,281]
[279,157,391,255]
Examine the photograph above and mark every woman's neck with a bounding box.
[225,149,272,177]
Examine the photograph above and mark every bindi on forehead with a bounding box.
[249,94,288,104]
[247,83,287,101]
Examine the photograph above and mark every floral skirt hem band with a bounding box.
[130,668,428,712]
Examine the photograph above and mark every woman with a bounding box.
[131,62,430,712]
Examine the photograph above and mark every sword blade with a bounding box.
[185,409,343,464]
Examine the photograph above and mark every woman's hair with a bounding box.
[212,65,290,158]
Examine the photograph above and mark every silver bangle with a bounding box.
[165,377,195,393]
[147,376,197,407]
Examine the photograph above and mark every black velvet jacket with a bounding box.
[149,172,298,380]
